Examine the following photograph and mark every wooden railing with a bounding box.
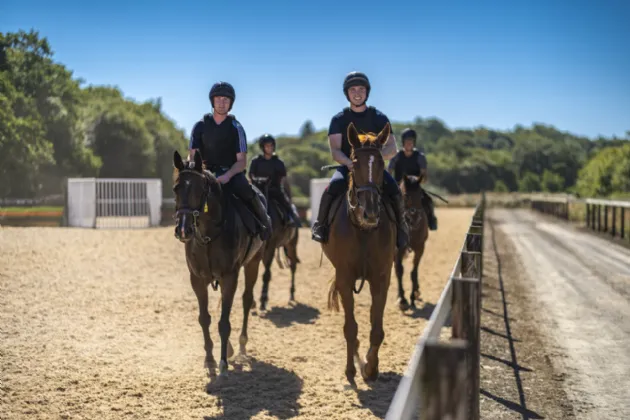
[386,192,486,420]
[584,198,630,241]
[531,196,569,220]
[531,196,630,243]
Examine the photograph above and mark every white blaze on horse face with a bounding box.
[181,214,187,237]
[368,155,375,183]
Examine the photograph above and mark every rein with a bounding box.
[174,169,225,246]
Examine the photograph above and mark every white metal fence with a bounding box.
[66,178,162,229]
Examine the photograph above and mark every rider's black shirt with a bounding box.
[248,155,287,188]
[328,106,391,158]
[388,149,428,182]
[189,113,247,171]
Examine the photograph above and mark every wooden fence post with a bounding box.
[420,339,469,420]
[451,235,482,420]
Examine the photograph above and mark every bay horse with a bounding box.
[323,122,397,386]
[250,175,300,311]
[395,175,429,310]
[172,150,265,388]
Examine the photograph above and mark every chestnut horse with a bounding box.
[172,150,265,389]
[395,175,429,310]
[323,122,397,386]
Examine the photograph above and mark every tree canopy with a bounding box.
[1,29,628,201]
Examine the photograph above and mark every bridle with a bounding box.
[174,169,224,245]
[347,146,384,217]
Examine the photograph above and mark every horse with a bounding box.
[323,121,397,386]
[250,175,300,311]
[172,150,265,388]
[395,174,429,310]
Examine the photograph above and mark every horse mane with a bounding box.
[172,161,220,192]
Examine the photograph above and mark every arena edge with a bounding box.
[386,192,486,420]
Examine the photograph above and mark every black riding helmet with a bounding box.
[258,133,276,151]
[401,128,417,145]
[343,71,371,101]
[209,82,235,110]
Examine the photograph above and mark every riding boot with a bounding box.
[426,196,438,231]
[249,195,273,241]
[311,190,335,243]
[289,203,303,228]
[391,192,410,249]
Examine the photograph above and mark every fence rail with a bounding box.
[531,197,630,243]
[386,192,486,420]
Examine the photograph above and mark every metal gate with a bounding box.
[67,178,162,228]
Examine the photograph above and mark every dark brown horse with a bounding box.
[172,150,265,389]
[250,175,300,311]
[323,122,397,386]
[395,175,429,310]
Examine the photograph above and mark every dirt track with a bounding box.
[0,208,474,419]
[490,209,630,419]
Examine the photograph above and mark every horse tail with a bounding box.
[327,275,341,312]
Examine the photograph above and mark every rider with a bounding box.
[311,71,409,248]
[388,128,438,230]
[188,81,272,241]
[248,134,302,228]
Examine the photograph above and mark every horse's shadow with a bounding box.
[260,302,320,328]
[354,371,404,418]
[203,358,303,419]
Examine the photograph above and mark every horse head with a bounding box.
[172,150,223,243]
[250,175,271,198]
[400,174,425,229]
[347,121,391,229]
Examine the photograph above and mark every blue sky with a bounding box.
[2,0,630,142]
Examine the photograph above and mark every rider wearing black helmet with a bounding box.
[248,134,302,227]
[188,81,272,240]
[311,71,410,249]
[388,128,437,230]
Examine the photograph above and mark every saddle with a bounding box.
[220,185,267,238]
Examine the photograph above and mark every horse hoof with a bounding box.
[397,297,409,311]
[205,360,218,378]
[234,352,250,364]
[361,364,379,382]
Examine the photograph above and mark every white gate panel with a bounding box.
[67,178,162,229]
[310,178,329,227]
[146,179,162,227]
[67,178,96,228]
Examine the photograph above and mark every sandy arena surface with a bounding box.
[1,209,474,419]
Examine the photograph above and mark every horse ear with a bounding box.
[173,150,184,171]
[193,150,203,172]
[347,122,361,149]
[377,122,391,146]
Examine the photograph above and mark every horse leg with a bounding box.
[286,232,299,303]
[259,245,275,311]
[395,247,408,310]
[238,251,262,362]
[217,271,238,377]
[410,245,425,308]
[337,276,361,386]
[190,274,217,377]
[363,273,391,382]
